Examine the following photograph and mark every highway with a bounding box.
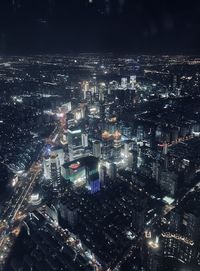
[0,120,61,270]
[0,164,41,269]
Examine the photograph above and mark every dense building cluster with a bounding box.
[1,54,200,271]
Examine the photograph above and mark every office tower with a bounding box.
[43,156,51,179]
[80,105,86,119]
[67,112,75,128]
[168,209,181,232]
[183,212,200,239]
[123,126,132,139]
[161,234,194,266]
[82,133,88,148]
[61,102,72,113]
[107,162,117,180]
[75,108,82,121]
[152,161,159,184]
[113,130,121,161]
[59,200,78,229]
[163,143,168,155]
[137,125,144,141]
[86,157,100,194]
[93,140,101,158]
[45,204,59,225]
[68,127,83,161]
[147,245,161,271]
[61,156,100,193]
[121,77,128,89]
[51,147,65,166]
[29,193,42,206]
[102,131,112,160]
[43,153,62,190]
[127,152,133,169]
[50,154,61,192]
[137,145,142,168]
[159,170,178,197]
[130,75,136,89]
[82,81,89,100]
[108,119,117,134]
[99,82,106,102]
[99,165,107,186]
[124,140,133,158]
[155,125,162,143]
[173,74,179,96]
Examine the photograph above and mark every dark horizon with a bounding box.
[0,0,200,55]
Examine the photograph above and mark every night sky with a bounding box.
[0,0,200,55]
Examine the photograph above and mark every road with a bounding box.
[38,208,102,271]
[0,164,41,269]
[0,113,63,269]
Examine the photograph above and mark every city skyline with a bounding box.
[1,1,200,271]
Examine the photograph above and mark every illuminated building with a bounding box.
[75,109,82,121]
[107,162,117,180]
[130,75,136,89]
[50,154,61,192]
[124,140,134,158]
[43,156,51,179]
[80,105,86,119]
[122,126,132,139]
[29,193,42,206]
[61,156,100,193]
[168,209,181,233]
[161,232,194,265]
[162,143,168,155]
[121,77,128,89]
[93,140,101,158]
[183,212,200,239]
[81,133,88,148]
[68,127,83,161]
[67,112,75,128]
[45,204,58,224]
[99,165,107,186]
[61,161,86,187]
[82,81,89,100]
[102,131,112,160]
[51,146,65,166]
[43,153,61,191]
[172,74,180,96]
[113,130,121,161]
[61,102,72,113]
[155,125,162,143]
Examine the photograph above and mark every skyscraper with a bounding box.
[68,127,83,161]
[93,140,101,158]
[43,154,61,192]
[130,75,136,89]
[102,131,112,160]
[50,154,61,192]
[113,130,122,161]
[121,77,128,89]
[82,133,89,148]
[82,81,89,100]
